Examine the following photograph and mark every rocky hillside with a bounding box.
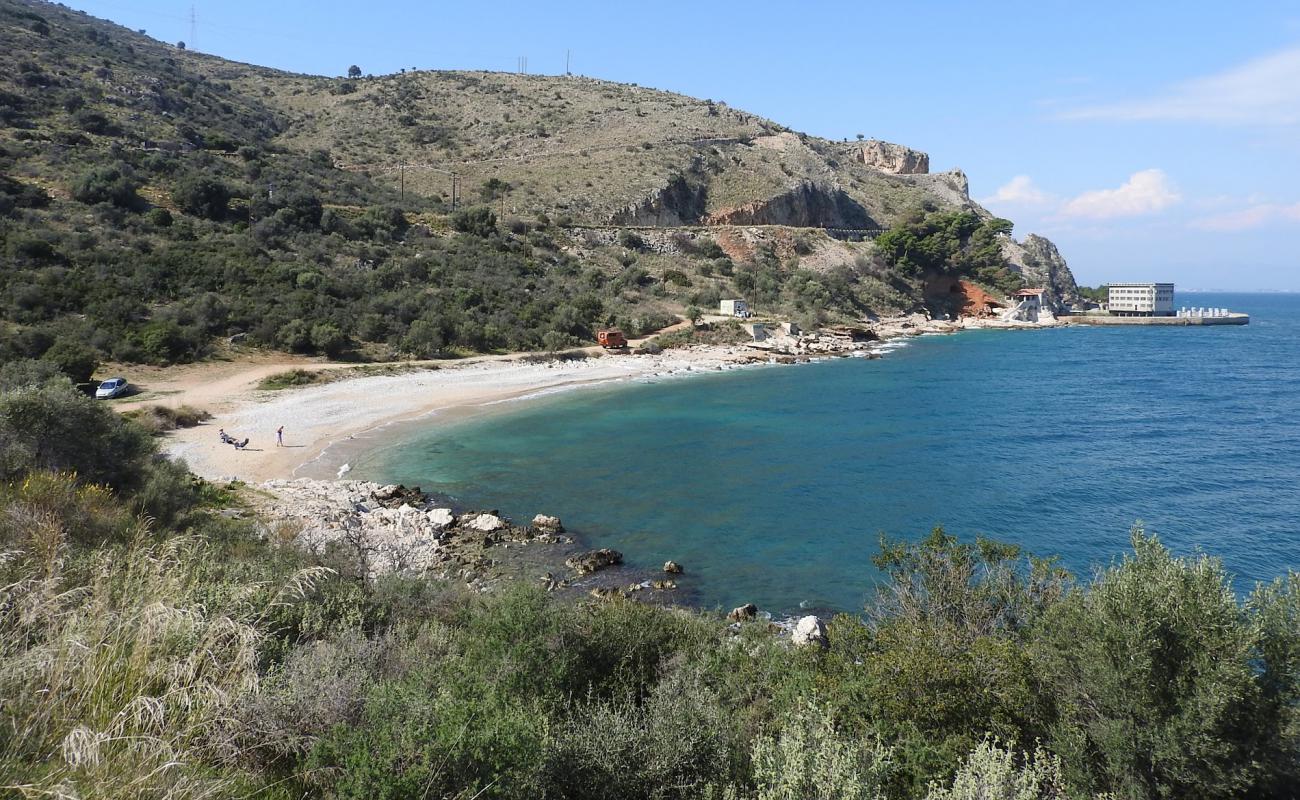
[0,0,1079,369]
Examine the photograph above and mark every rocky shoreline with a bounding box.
[248,478,690,606]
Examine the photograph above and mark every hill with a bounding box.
[0,0,1078,371]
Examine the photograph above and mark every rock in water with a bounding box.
[792,615,829,649]
[565,548,624,575]
[463,513,506,532]
[663,560,683,574]
[532,514,565,532]
[728,603,758,622]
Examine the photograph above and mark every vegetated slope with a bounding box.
[0,0,1077,373]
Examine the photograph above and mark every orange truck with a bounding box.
[597,329,628,349]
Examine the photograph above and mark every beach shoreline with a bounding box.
[150,314,1056,484]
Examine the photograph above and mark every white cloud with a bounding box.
[1062,46,1300,125]
[1059,169,1181,219]
[1190,202,1300,231]
[979,175,1054,207]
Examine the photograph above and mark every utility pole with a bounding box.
[399,163,405,204]
[189,4,197,50]
[450,173,458,211]
[565,49,571,75]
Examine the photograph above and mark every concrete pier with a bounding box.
[1061,312,1249,326]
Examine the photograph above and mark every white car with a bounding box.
[95,377,129,399]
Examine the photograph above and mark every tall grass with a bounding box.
[0,472,324,799]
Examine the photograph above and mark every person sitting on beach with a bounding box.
[219,428,233,444]
[233,437,250,450]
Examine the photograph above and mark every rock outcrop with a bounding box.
[532,514,565,533]
[792,615,829,648]
[610,175,708,226]
[663,560,683,574]
[255,480,570,586]
[1002,234,1082,309]
[728,603,759,622]
[858,139,929,175]
[705,181,875,228]
[565,548,624,575]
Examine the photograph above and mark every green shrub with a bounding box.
[923,739,1065,800]
[173,174,232,220]
[543,670,734,800]
[1032,528,1264,798]
[258,369,322,390]
[732,700,893,800]
[71,164,143,210]
[41,337,99,384]
[451,206,497,237]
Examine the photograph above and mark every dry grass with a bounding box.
[0,472,327,798]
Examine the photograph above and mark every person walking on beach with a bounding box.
[276,426,284,447]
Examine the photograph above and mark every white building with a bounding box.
[719,299,750,318]
[1107,283,1174,316]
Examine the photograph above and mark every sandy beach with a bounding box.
[148,345,761,483]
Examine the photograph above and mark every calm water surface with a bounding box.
[358,293,1300,613]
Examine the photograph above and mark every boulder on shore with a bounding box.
[426,508,454,528]
[371,484,426,508]
[532,514,565,533]
[566,548,624,575]
[463,512,506,532]
[791,615,829,649]
[663,560,683,574]
[728,603,758,622]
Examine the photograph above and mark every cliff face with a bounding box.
[704,181,875,228]
[1002,234,1082,309]
[858,139,929,174]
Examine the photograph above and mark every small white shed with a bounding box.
[720,299,750,318]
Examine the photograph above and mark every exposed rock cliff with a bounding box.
[705,181,876,228]
[1002,234,1082,309]
[858,139,930,174]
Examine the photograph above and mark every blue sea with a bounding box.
[358,293,1300,614]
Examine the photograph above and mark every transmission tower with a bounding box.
[189,4,196,50]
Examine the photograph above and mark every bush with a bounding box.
[1032,528,1265,798]
[543,670,733,800]
[0,375,155,492]
[40,337,99,384]
[923,740,1065,800]
[173,174,232,220]
[735,701,893,800]
[451,206,497,237]
[71,165,143,210]
[123,404,212,435]
[310,322,347,357]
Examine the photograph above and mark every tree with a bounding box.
[685,305,702,327]
[176,40,186,50]
[347,65,362,79]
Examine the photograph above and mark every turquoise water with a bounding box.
[362,293,1300,614]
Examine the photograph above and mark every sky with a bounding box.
[59,0,1300,290]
